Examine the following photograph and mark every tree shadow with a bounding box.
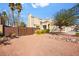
[0,41,11,46]
[3,41,11,45]
[0,35,19,46]
[0,37,12,46]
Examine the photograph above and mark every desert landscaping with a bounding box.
[0,34,79,56]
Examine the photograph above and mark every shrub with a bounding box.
[0,32,3,36]
[35,29,49,35]
[45,29,49,33]
[76,32,79,36]
[35,30,43,34]
[9,33,16,38]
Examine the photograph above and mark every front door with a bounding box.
[43,25,46,30]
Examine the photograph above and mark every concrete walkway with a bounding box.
[0,34,79,56]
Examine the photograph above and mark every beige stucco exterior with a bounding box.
[27,13,54,30]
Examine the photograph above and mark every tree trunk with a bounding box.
[12,11,14,27]
[8,18,9,26]
[7,16,9,26]
[59,26,62,32]
[17,12,20,36]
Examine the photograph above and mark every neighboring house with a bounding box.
[27,13,54,31]
[0,13,4,35]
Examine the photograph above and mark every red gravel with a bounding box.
[0,34,79,56]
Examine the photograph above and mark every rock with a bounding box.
[70,39,78,43]
[66,38,71,42]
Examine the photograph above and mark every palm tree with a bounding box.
[15,3,22,26]
[2,11,8,26]
[15,3,22,36]
[9,3,15,26]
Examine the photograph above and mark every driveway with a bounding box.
[0,34,79,56]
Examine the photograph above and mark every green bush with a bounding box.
[35,29,49,35]
[35,30,43,34]
[45,29,49,33]
[76,32,79,36]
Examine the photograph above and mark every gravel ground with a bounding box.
[0,34,79,56]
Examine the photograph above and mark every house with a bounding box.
[27,13,54,31]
